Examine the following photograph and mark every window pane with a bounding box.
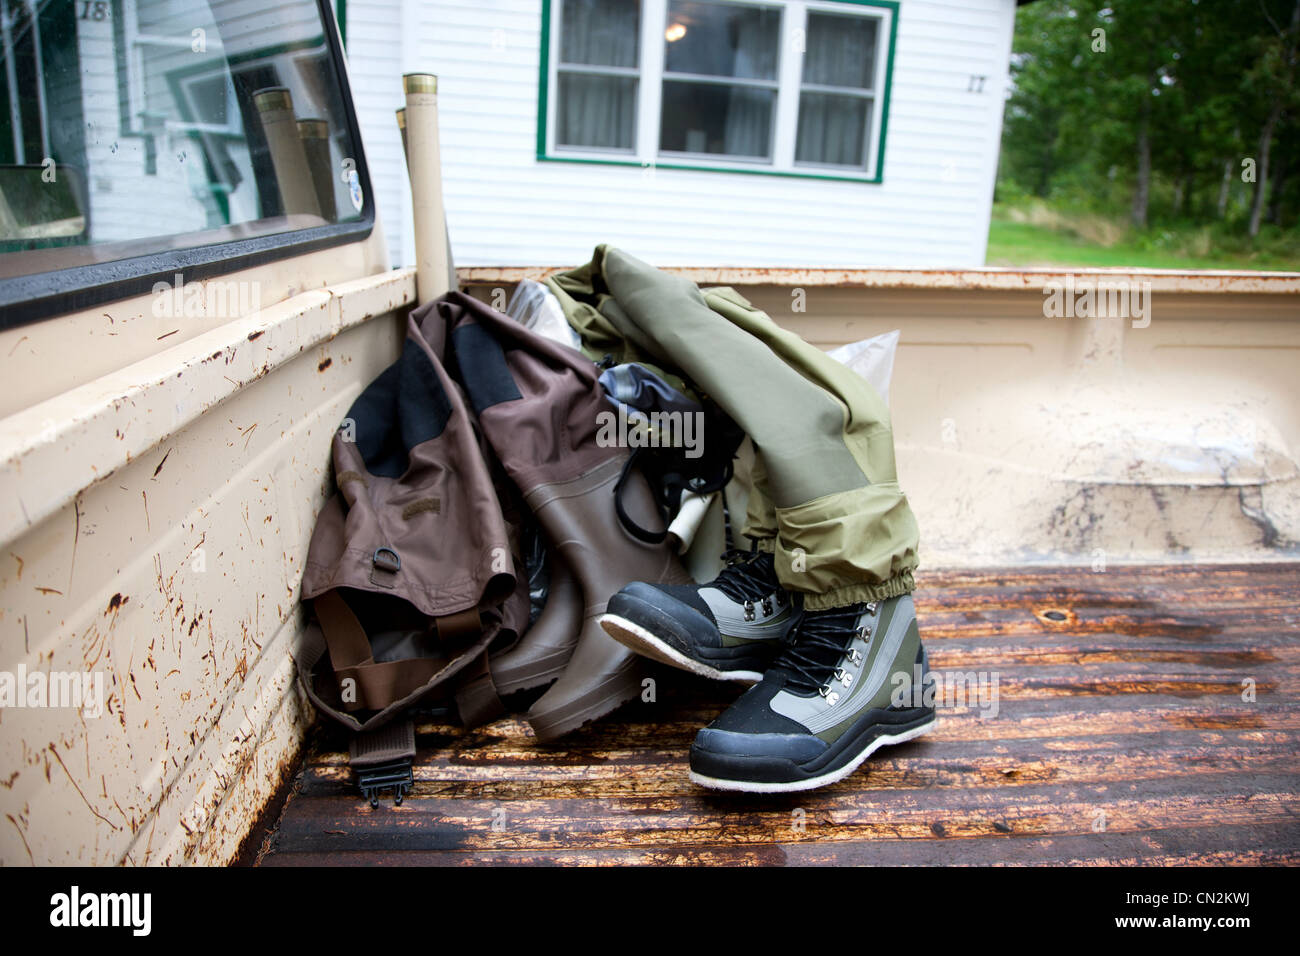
[802,12,878,90]
[660,81,774,158]
[560,0,641,69]
[557,73,637,149]
[664,1,780,81]
[0,0,364,279]
[795,93,871,167]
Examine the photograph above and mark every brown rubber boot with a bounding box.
[521,454,690,739]
[429,291,692,740]
[490,550,582,696]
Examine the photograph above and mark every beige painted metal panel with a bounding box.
[0,234,416,864]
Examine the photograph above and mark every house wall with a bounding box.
[344,0,1017,270]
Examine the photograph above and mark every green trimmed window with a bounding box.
[539,0,897,182]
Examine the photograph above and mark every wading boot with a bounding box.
[599,549,792,682]
[688,594,937,793]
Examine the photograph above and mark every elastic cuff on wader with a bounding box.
[802,571,916,611]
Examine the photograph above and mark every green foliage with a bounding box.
[988,206,1300,270]
[996,0,1300,258]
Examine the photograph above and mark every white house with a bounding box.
[342,0,1018,269]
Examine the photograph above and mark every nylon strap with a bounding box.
[349,717,416,769]
[313,591,493,713]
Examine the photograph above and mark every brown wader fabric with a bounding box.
[548,245,921,610]
[299,304,521,739]
[426,291,692,739]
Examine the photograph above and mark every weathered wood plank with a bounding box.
[264,781,1300,854]
[260,820,1300,867]
[257,563,1300,866]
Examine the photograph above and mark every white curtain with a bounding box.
[722,11,777,158]
[561,0,640,67]
[557,74,637,149]
[723,87,772,158]
[796,94,869,167]
[795,14,877,166]
[557,0,639,149]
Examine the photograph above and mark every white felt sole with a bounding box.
[598,614,763,684]
[688,715,939,794]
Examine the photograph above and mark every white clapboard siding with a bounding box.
[344,0,1015,269]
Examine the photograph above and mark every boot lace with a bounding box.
[709,549,782,615]
[773,603,874,695]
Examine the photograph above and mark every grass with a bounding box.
[986,202,1300,271]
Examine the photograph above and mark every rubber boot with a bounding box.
[433,291,692,740]
[521,454,690,739]
[491,551,582,695]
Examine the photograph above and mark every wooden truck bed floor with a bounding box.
[255,563,1300,866]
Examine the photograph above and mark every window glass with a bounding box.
[663,0,780,80]
[0,0,364,280]
[558,74,638,149]
[796,93,870,167]
[660,83,775,158]
[795,10,878,168]
[801,11,877,89]
[660,0,780,160]
[544,0,890,178]
[555,0,640,151]
[560,0,640,68]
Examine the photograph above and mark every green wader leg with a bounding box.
[591,246,919,610]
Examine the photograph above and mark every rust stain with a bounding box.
[157,329,179,341]
[34,586,62,596]
[247,330,264,341]
[69,496,81,592]
[48,743,118,830]
[5,814,34,865]
[317,357,333,372]
[152,448,171,478]
[11,553,22,580]
[106,593,128,614]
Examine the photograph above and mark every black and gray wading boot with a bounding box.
[599,550,793,682]
[688,594,937,793]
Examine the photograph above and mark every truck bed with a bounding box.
[254,563,1300,866]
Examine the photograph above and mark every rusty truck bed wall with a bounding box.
[1,262,1295,866]
[0,233,412,865]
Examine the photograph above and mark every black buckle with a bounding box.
[372,547,401,573]
[356,758,413,808]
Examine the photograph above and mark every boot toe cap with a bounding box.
[692,727,828,763]
[607,582,721,653]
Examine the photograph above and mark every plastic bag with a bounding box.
[505,278,582,351]
[827,329,900,408]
